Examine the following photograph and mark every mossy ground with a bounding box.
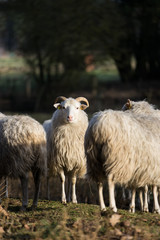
[1,198,160,240]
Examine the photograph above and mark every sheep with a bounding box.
[0,113,8,199]
[85,105,160,214]
[0,112,5,119]
[43,96,89,204]
[122,99,160,213]
[0,114,47,210]
[122,99,160,116]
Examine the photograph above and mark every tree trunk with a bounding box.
[34,84,46,112]
[114,54,132,83]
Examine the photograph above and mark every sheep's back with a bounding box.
[85,110,160,186]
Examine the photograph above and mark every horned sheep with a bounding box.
[0,113,47,210]
[43,96,89,204]
[85,101,160,213]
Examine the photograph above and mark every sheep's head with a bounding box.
[122,99,132,111]
[54,96,89,124]
[122,99,155,114]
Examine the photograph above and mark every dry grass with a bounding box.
[0,177,159,239]
[0,198,160,240]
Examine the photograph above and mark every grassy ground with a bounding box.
[0,198,160,239]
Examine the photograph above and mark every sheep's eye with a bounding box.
[76,107,79,109]
[62,106,65,109]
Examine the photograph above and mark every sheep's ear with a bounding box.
[80,104,88,110]
[126,99,132,109]
[54,103,62,109]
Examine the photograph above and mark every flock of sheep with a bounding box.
[0,96,160,214]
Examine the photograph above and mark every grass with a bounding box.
[1,198,160,239]
[0,53,120,85]
[0,53,32,96]
[90,59,120,82]
[0,53,27,71]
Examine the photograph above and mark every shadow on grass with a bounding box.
[7,205,55,213]
[4,233,32,240]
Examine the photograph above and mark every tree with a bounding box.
[11,0,97,110]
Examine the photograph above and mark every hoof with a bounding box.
[143,207,149,213]
[101,208,107,216]
[62,201,67,205]
[154,209,160,214]
[129,207,135,213]
[110,207,117,213]
[72,200,77,204]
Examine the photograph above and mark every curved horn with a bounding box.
[54,96,67,104]
[76,97,89,107]
[76,97,89,109]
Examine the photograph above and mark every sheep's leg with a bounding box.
[32,169,41,209]
[59,170,66,204]
[46,176,50,200]
[153,185,160,214]
[139,189,143,211]
[122,187,126,200]
[129,188,136,213]
[4,177,8,198]
[128,189,132,200]
[67,177,71,202]
[108,174,117,212]
[71,176,77,203]
[143,185,149,212]
[98,182,106,212]
[122,187,131,201]
[20,173,29,211]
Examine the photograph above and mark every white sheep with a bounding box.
[0,114,47,210]
[85,105,160,213]
[43,96,89,204]
[122,99,160,213]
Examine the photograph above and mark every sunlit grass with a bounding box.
[1,198,160,239]
[0,53,27,73]
[0,53,120,84]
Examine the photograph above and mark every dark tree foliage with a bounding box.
[11,0,98,110]
[118,0,160,81]
[0,0,160,109]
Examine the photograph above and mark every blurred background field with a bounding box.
[1,53,160,116]
[0,53,122,114]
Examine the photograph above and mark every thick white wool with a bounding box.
[85,109,160,188]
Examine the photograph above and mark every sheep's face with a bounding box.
[54,98,85,124]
